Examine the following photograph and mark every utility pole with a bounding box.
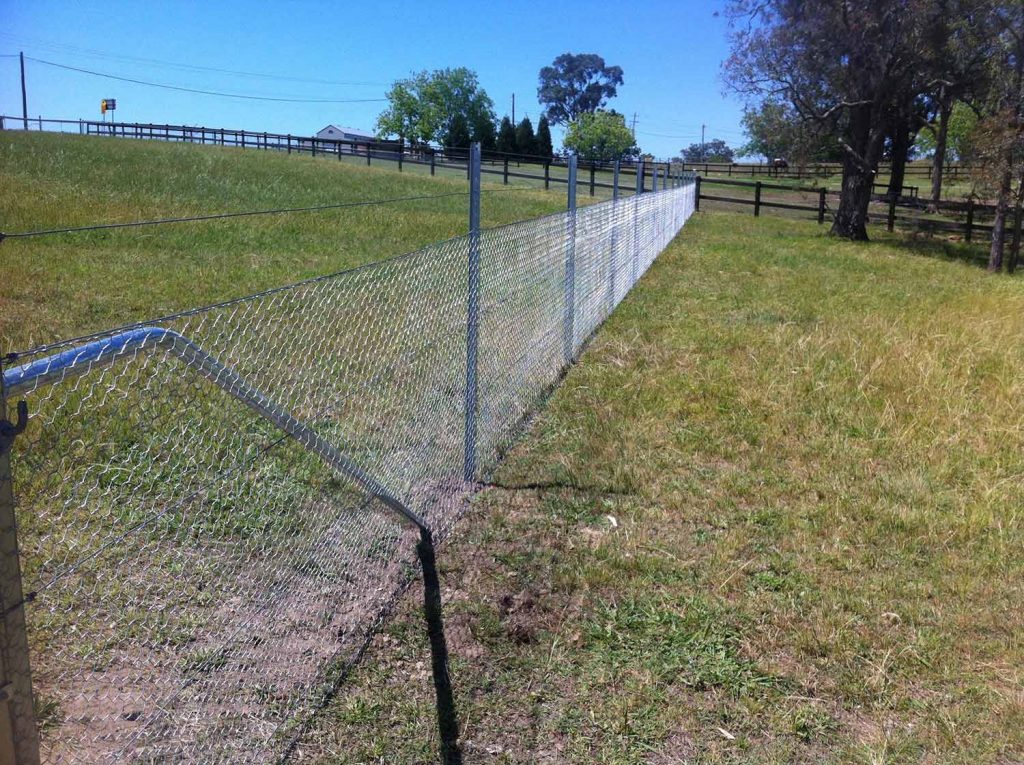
[631,112,638,133]
[700,123,706,163]
[511,93,515,125]
[20,52,28,131]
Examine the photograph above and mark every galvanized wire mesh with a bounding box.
[1,179,696,763]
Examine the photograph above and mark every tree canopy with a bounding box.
[515,117,537,157]
[537,53,624,126]
[681,139,735,163]
[536,116,554,158]
[376,67,497,148]
[563,111,638,163]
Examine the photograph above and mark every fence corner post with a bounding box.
[463,142,481,483]
[564,154,578,364]
[0,362,41,765]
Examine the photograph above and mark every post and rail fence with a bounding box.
[0,142,698,764]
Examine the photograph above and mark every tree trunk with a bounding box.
[832,106,878,241]
[929,94,953,212]
[886,124,912,199]
[1008,173,1024,274]
[989,166,1014,273]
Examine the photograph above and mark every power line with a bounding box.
[0,34,388,87]
[24,57,387,104]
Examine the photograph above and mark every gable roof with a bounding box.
[317,124,375,139]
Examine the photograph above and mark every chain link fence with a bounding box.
[0,165,696,763]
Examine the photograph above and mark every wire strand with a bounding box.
[25,57,387,103]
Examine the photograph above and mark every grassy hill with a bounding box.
[0,132,572,352]
[299,213,1024,764]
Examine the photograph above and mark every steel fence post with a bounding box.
[610,160,620,310]
[633,159,643,285]
[0,361,40,765]
[463,142,481,483]
[564,154,578,363]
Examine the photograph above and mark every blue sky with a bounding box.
[0,0,751,159]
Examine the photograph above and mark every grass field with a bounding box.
[297,212,1024,764]
[0,132,578,352]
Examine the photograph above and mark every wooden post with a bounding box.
[818,188,827,225]
[754,181,762,217]
[544,161,550,190]
[694,175,701,211]
[503,158,509,185]
[367,144,371,166]
[965,199,975,242]
[887,195,897,232]
[589,163,596,197]
[398,138,403,171]
[431,152,436,176]
[287,134,292,154]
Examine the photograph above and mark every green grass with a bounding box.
[0,132,579,351]
[299,212,1024,763]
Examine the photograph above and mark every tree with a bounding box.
[376,67,497,148]
[915,101,980,161]
[538,53,624,126]
[515,116,537,157]
[471,110,498,151]
[536,116,554,158]
[741,99,845,164]
[725,0,942,240]
[376,71,435,146]
[917,5,996,208]
[563,111,638,163]
[447,113,472,149]
[496,116,517,154]
[681,138,734,163]
[971,3,1024,272]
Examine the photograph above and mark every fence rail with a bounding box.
[0,115,689,197]
[695,176,1006,241]
[0,146,697,763]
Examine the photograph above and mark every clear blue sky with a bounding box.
[0,0,751,160]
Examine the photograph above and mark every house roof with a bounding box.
[317,124,375,139]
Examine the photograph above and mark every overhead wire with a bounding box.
[23,57,387,103]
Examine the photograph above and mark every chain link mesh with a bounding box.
[1,179,695,763]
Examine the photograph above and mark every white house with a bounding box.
[309,124,376,153]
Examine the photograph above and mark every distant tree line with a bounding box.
[376,52,637,164]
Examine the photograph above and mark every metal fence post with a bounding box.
[633,159,643,285]
[0,361,40,765]
[463,142,481,483]
[564,154,578,363]
[610,160,620,309]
